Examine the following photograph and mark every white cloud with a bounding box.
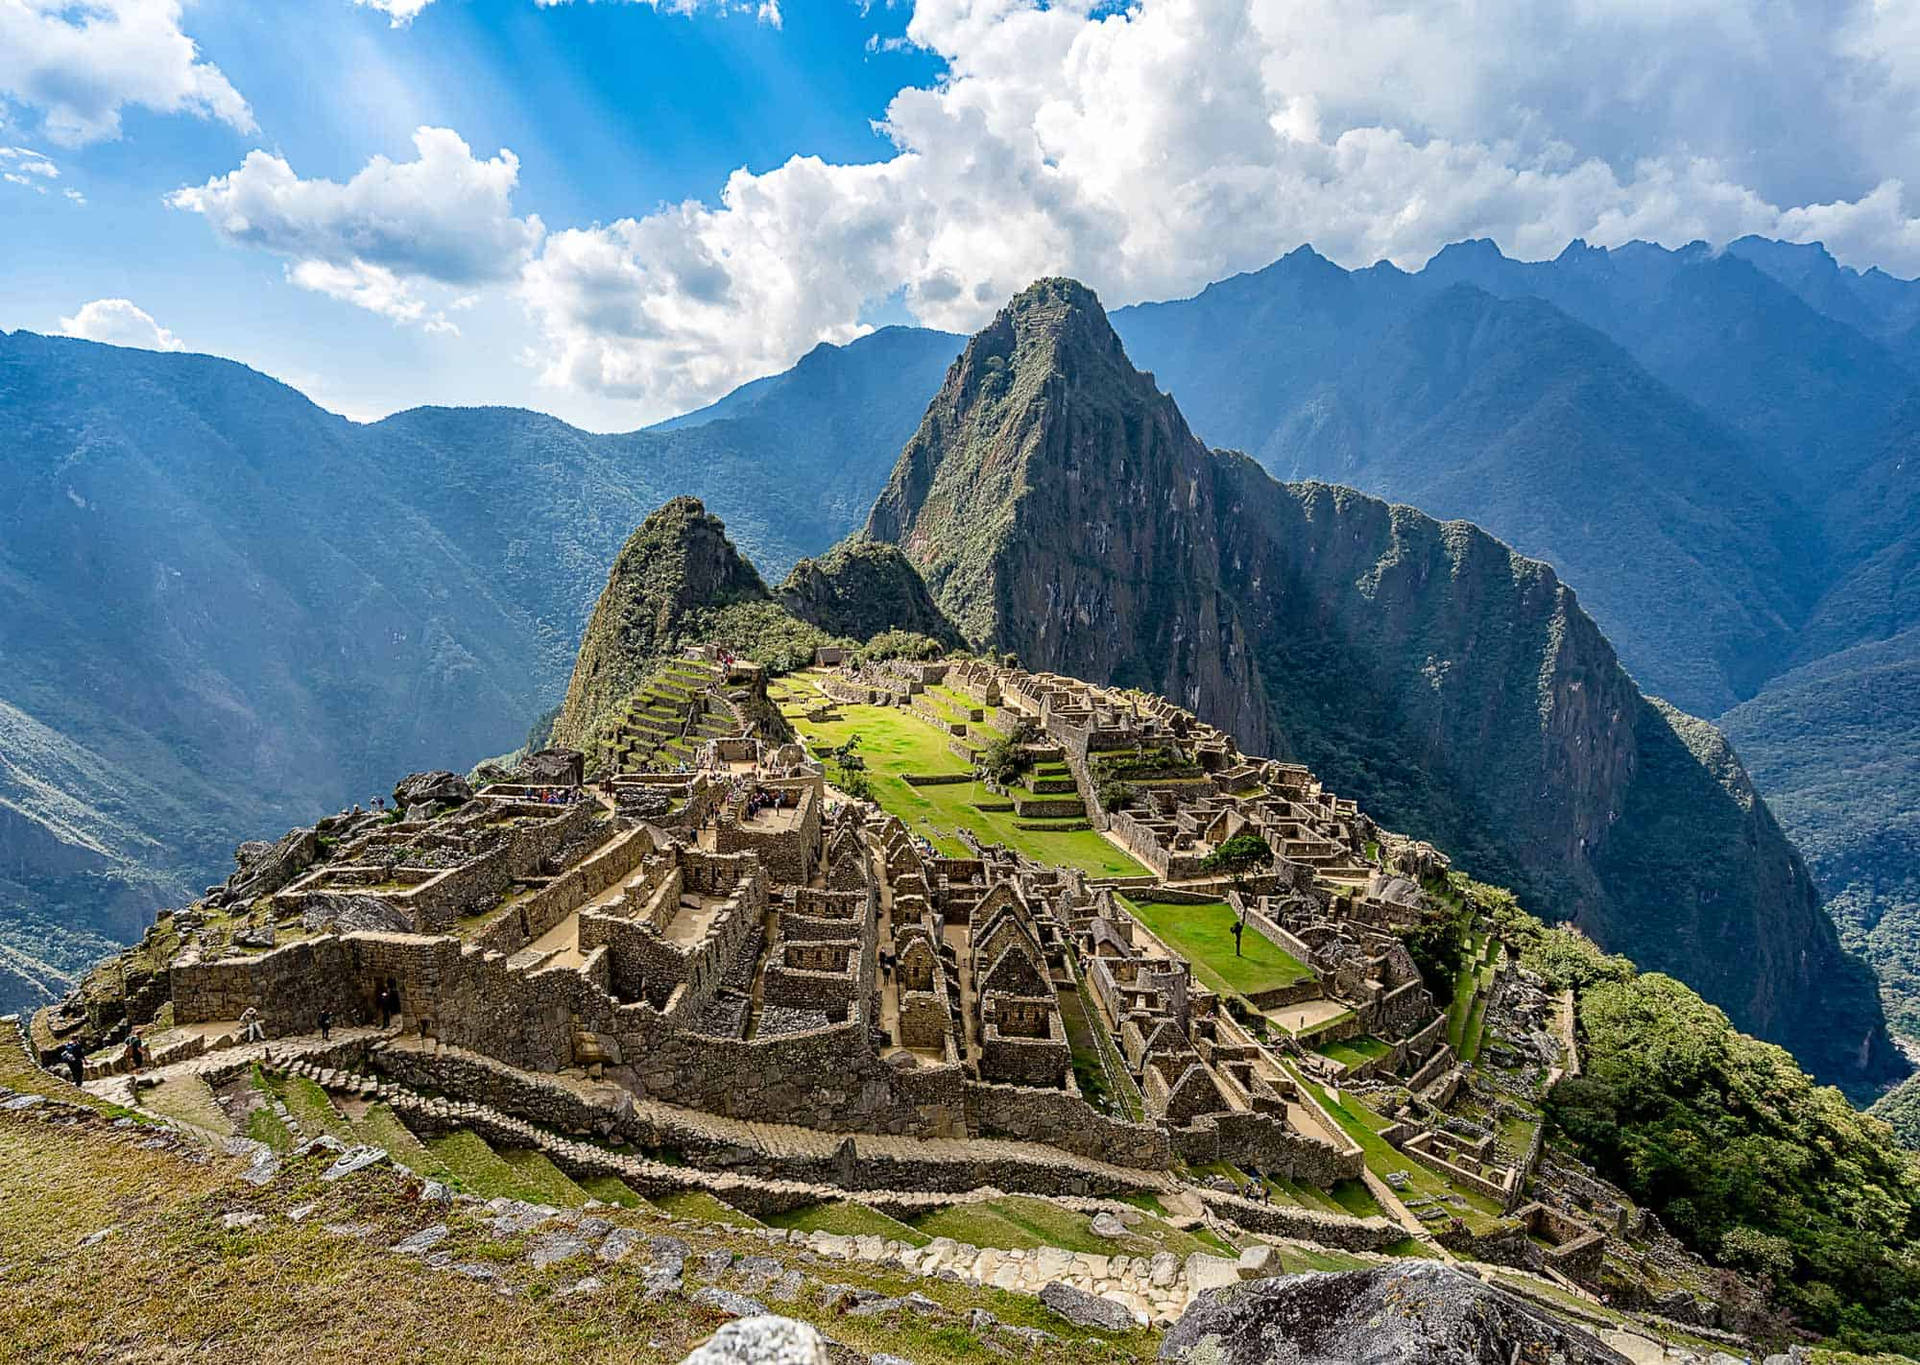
[0,0,252,146]
[169,126,541,333]
[57,298,186,351]
[358,0,783,25]
[514,0,1920,419]
[352,0,435,25]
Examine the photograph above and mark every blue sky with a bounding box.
[3,0,1917,429]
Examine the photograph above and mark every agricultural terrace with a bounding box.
[1119,897,1314,1003]
[772,673,1148,878]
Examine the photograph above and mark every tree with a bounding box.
[1200,832,1273,879]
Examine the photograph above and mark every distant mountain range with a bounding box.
[2,235,1915,1089]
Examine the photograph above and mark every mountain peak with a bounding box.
[551,496,769,751]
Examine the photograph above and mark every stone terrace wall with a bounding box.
[965,1080,1170,1169]
[1172,1110,1362,1184]
[1193,1189,1403,1252]
[171,937,363,1033]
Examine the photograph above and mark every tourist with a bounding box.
[317,1009,333,1042]
[62,1042,85,1086]
[124,1032,145,1074]
[239,1007,266,1044]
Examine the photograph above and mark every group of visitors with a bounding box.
[529,786,577,805]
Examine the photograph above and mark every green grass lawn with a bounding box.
[577,1174,644,1207]
[426,1130,526,1199]
[499,1149,590,1208]
[352,1103,443,1178]
[765,1200,931,1246]
[649,1189,763,1227]
[1121,898,1315,1000]
[1446,937,1503,1063]
[143,1076,234,1137]
[276,1075,357,1143]
[1057,984,1146,1120]
[785,695,1146,877]
[911,1196,1212,1259]
[1315,1035,1392,1070]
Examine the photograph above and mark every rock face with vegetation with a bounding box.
[775,540,962,649]
[863,278,1901,1095]
[552,498,775,752]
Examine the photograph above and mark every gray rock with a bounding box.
[529,1232,592,1269]
[4,1093,47,1111]
[692,1286,772,1319]
[700,1248,736,1278]
[680,1315,832,1365]
[1160,1262,1632,1365]
[967,1308,998,1333]
[1040,1281,1137,1332]
[560,1276,605,1298]
[1090,1211,1130,1239]
[394,771,473,811]
[222,827,319,904]
[221,1212,265,1232]
[78,1227,117,1248]
[870,1355,915,1365]
[769,1270,806,1301]
[650,1233,693,1270]
[487,1199,559,1234]
[598,1226,646,1264]
[393,1224,450,1254]
[238,1147,281,1186]
[319,1145,388,1183]
[1235,1244,1281,1280]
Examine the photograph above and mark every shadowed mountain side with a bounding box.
[864,277,1903,1093]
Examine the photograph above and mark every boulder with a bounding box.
[393,770,473,812]
[1090,1211,1130,1239]
[680,1316,832,1365]
[1183,1253,1242,1296]
[1160,1262,1632,1365]
[1235,1245,1282,1280]
[221,827,319,904]
[522,748,585,786]
[1039,1281,1137,1332]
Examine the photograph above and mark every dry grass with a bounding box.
[0,1099,1158,1365]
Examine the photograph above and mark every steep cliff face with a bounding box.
[865,279,1273,750]
[552,497,770,750]
[863,279,1902,1092]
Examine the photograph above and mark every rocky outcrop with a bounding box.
[862,278,1901,1092]
[1160,1263,1630,1365]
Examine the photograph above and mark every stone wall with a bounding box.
[1171,1109,1363,1184]
[1193,1189,1403,1252]
[170,937,362,1033]
[470,823,654,956]
[965,1080,1171,1168]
